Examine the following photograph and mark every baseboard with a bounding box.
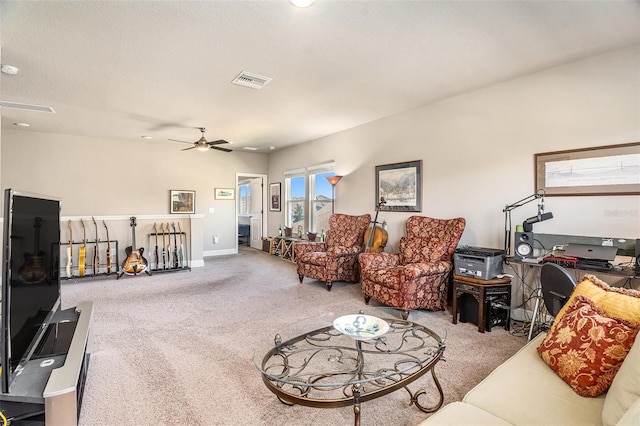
[203,249,237,257]
[190,259,205,268]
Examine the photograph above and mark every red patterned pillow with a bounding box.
[399,237,448,265]
[537,295,639,397]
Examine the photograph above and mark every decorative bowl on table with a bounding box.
[333,314,389,341]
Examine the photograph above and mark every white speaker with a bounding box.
[514,232,535,260]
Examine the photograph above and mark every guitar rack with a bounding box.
[59,240,120,279]
[146,232,190,273]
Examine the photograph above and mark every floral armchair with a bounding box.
[295,213,371,291]
[358,216,466,319]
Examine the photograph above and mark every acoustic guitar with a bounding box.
[92,216,100,275]
[66,220,73,277]
[364,197,388,253]
[78,219,87,277]
[122,217,148,275]
[103,220,112,274]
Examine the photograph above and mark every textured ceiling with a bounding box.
[1,1,640,153]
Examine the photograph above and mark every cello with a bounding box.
[364,197,388,253]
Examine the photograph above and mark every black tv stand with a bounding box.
[0,301,93,425]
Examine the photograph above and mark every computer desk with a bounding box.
[505,257,638,341]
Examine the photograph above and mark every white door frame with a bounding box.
[236,172,268,250]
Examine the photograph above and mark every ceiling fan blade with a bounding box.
[181,146,197,151]
[211,146,232,153]
[169,138,194,145]
[207,139,229,146]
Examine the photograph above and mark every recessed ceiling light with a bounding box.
[269,146,276,150]
[141,136,153,139]
[290,0,315,7]
[1,65,19,75]
[13,122,30,127]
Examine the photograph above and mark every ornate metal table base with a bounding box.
[256,314,446,425]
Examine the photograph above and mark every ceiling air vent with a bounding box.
[232,71,272,89]
[0,101,56,113]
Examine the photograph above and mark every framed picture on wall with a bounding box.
[375,160,422,212]
[535,142,640,196]
[269,182,281,212]
[214,188,235,200]
[170,190,195,214]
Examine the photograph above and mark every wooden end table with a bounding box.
[452,274,511,333]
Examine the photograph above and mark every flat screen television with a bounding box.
[2,189,61,394]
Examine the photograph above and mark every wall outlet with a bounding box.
[213,235,219,244]
[602,238,613,247]
[209,207,215,213]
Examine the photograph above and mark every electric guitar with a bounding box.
[153,223,159,270]
[78,219,87,277]
[171,223,179,269]
[161,223,167,269]
[18,217,47,283]
[177,222,185,268]
[92,216,99,275]
[66,220,73,277]
[165,222,173,269]
[103,220,112,274]
[122,217,148,275]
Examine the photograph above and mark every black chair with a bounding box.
[540,262,577,316]
[528,262,577,341]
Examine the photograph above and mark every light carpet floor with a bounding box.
[61,247,526,426]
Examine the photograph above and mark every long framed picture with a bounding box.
[269,182,281,212]
[535,142,640,196]
[375,160,422,212]
[214,188,235,200]
[170,190,195,214]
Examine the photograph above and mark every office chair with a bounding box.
[527,262,577,340]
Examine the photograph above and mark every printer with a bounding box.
[454,246,505,280]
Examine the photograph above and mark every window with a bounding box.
[309,166,335,233]
[238,182,251,215]
[285,169,305,231]
[284,163,335,234]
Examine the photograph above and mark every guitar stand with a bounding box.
[116,264,151,279]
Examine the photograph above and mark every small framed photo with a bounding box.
[214,188,235,200]
[375,160,422,212]
[170,190,195,214]
[269,182,281,212]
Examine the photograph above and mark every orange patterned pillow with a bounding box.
[537,295,639,397]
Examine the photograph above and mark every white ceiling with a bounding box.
[1,1,640,153]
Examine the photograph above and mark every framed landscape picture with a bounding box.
[269,182,281,212]
[170,190,195,214]
[375,160,422,212]
[535,142,640,196]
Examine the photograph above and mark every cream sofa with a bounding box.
[420,331,640,426]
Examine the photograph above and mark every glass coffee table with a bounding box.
[254,308,446,426]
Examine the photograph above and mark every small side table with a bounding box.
[452,274,512,333]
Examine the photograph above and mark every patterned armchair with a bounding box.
[295,213,371,291]
[359,216,466,319]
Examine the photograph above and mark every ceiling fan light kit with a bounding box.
[169,127,232,153]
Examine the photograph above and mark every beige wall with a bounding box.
[268,44,640,253]
[0,130,269,265]
[1,44,639,271]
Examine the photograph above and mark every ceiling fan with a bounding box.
[169,127,232,152]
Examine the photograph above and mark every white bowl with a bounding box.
[333,314,389,340]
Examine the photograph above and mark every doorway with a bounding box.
[236,173,268,251]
